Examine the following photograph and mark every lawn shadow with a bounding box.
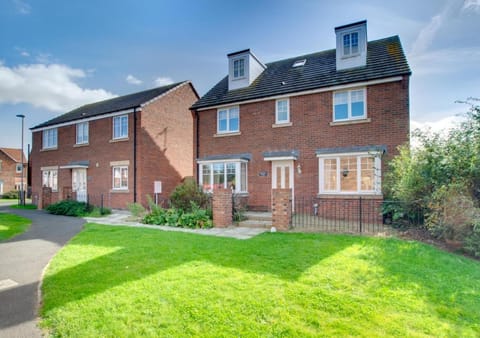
[41,223,357,313]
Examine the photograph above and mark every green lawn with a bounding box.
[0,213,31,240]
[10,204,37,210]
[41,224,480,337]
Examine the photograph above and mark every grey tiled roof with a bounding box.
[191,36,410,110]
[197,153,252,162]
[263,150,299,159]
[32,81,189,129]
[315,145,387,155]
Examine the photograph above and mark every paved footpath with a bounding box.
[0,207,84,338]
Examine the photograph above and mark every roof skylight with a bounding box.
[292,59,306,67]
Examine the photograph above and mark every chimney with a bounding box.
[335,20,368,71]
[227,49,266,91]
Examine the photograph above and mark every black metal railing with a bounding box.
[292,197,424,234]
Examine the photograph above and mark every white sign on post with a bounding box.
[154,181,162,205]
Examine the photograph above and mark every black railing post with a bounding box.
[359,197,363,233]
[101,193,104,210]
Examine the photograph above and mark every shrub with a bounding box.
[464,223,480,257]
[142,202,212,229]
[170,178,210,212]
[46,200,93,217]
[2,190,19,199]
[128,202,146,218]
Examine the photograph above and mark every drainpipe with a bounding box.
[133,107,137,203]
[195,110,200,182]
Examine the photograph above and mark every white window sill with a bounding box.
[341,53,360,60]
[40,147,58,152]
[214,132,241,138]
[272,122,292,128]
[110,137,129,143]
[111,189,129,193]
[74,143,89,148]
[330,118,371,126]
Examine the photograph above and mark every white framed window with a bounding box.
[42,169,58,191]
[113,115,128,139]
[233,58,245,78]
[343,31,359,57]
[16,164,22,173]
[112,166,128,190]
[199,161,248,193]
[333,88,366,121]
[275,98,290,124]
[76,122,89,144]
[217,106,239,134]
[43,128,58,149]
[318,153,381,194]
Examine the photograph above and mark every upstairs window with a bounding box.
[76,122,89,144]
[275,99,290,124]
[333,88,366,121]
[217,106,239,134]
[16,164,22,173]
[233,58,245,78]
[343,32,359,56]
[43,128,58,149]
[113,115,128,139]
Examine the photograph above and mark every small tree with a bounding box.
[170,178,210,212]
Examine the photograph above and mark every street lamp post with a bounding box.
[16,114,25,205]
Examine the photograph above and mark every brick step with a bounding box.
[237,219,272,228]
[243,211,272,222]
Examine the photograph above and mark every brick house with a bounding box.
[30,81,198,209]
[191,21,411,212]
[0,148,27,196]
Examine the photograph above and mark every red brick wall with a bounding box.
[0,152,26,194]
[272,189,292,231]
[137,83,197,205]
[31,82,198,209]
[195,77,409,211]
[212,188,232,228]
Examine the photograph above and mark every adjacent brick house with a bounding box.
[191,21,411,212]
[30,81,198,209]
[0,148,27,196]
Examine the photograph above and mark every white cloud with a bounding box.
[411,115,464,135]
[408,47,480,76]
[126,74,142,85]
[13,0,31,14]
[463,0,480,13]
[154,77,174,87]
[0,62,116,112]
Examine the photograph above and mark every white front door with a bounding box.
[72,169,87,202]
[272,160,294,209]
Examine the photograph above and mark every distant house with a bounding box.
[0,147,27,196]
[191,21,411,211]
[30,81,198,209]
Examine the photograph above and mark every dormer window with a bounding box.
[233,58,245,79]
[343,32,359,56]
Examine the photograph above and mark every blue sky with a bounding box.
[0,0,479,150]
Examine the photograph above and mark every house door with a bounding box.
[272,160,294,209]
[72,168,87,202]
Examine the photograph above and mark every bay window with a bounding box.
[199,161,247,193]
[318,152,380,194]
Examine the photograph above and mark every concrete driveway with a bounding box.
[0,206,84,337]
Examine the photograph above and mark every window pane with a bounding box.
[361,157,375,191]
[351,102,364,117]
[113,168,120,188]
[229,107,239,131]
[343,34,350,55]
[213,163,225,189]
[340,157,358,192]
[323,159,337,191]
[334,104,348,120]
[218,110,227,132]
[121,168,128,188]
[240,162,247,192]
[226,163,236,190]
[201,164,212,191]
[121,116,128,136]
[351,32,359,54]
[276,99,288,122]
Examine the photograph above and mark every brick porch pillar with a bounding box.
[213,188,233,228]
[272,189,292,231]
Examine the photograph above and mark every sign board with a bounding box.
[259,171,268,177]
[154,181,162,194]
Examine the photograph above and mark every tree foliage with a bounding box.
[384,98,480,256]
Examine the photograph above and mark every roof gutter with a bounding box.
[133,107,138,203]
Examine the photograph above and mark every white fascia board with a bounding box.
[140,81,189,108]
[30,108,138,132]
[197,158,249,164]
[263,156,297,161]
[196,76,403,111]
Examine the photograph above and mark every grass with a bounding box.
[10,203,37,210]
[0,212,31,240]
[41,224,480,337]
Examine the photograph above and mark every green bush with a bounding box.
[142,202,212,229]
[46,200,93,216]
[2,190,19,199]
[464,223,480,257]
[127,202,146,218]
[170,178,210,212]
